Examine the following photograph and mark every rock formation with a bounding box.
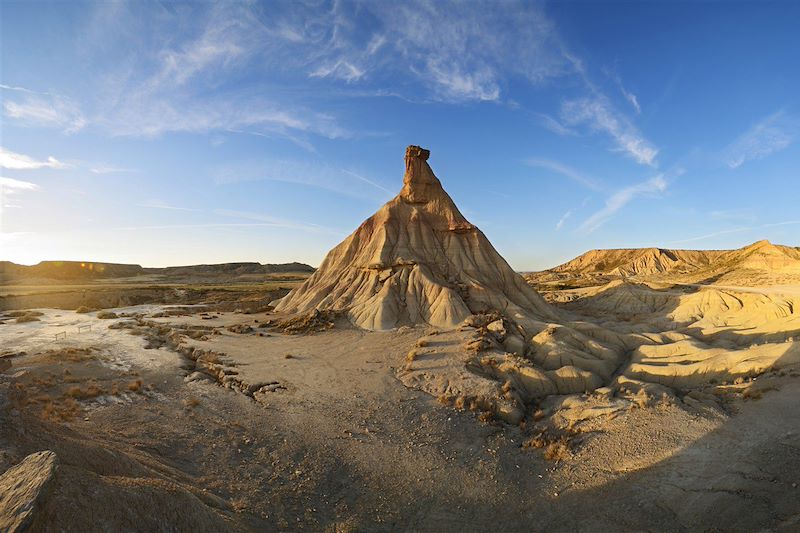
[274,145,556,330]
[531,240,800,286]
[0,451,58,532]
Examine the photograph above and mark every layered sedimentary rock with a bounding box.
[274,146,556,330]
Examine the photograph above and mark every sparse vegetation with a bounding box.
[184,397,201,409]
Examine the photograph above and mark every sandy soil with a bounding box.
[3,303,800,531]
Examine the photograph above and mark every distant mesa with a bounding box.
[0,260,314,282]
[273,145,556,330]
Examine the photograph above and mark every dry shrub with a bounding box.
[16,314,41,323]
[184,397,201,409]
[6,310,44,318]
[42,347,95,363]
[478,410,494,423]
[437,393,454,406]
[405,349,418,362]
[523,429,574,462]
[41,397,80,422]
[533,409,546,421]
[415,338,429,348]
[96,311,118,319]
[284,353,294,359]
[544,441,572,462]
[66,384,105,400]
[127,379,143,393]
[454,396,466,410]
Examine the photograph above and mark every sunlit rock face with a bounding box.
[274,145,556,331]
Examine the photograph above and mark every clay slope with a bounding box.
[677,240,800,285]
[549,247,725,277]
[274,145,556,330]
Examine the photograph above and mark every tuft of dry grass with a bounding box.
[523,429,574,462]
[16,314,41,323]
[543,441,572,462]
[415,338,429,348]
[184,397,201,409]
[127,379,144,393]
[454,395,466,410]
[437,393,453,406]
[478,410,494,423]
[65,384,105,400]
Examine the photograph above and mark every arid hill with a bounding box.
[549,247,726,277]
[0,260,314,283]
[274,145,556,330]
[529,240,800,288]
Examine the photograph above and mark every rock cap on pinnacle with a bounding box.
[401,145,441,204]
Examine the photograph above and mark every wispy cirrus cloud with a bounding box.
[555,209,573,231]
[670,220,800,245]
[0,177,40,192]
[0,147,68,170]
[212,158,392,200]
[524,158,603,191]
[310,60,366,83]
[0,177,40,220]
[1,84,86,133]
[254,0,569,103]
[578,175,667,233]
[213,209,345,236]
[137,200,195,212]
[724,111,796,169]
[90,165,136,174]
[560,95,658,166]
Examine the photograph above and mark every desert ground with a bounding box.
[2,147,800,531]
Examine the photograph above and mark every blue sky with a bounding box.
[1,0,798,270]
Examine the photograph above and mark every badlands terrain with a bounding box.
[2,146,800,531]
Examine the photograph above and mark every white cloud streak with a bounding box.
[670,220,800,245]
[212,158,392,200]
[4,96,87,133]
[90,165,136,174]
[0,147,68,170]
[524,158,603,191]
[137,200,195,211]
[725,111,796,169]
[579,175,667,233]
[213,209,344,236]
[555,209,573,231]
[561,96,658,166]
[0,177,40,224]
[0,177,40,192]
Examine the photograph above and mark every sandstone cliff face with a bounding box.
[274,146,556,330]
